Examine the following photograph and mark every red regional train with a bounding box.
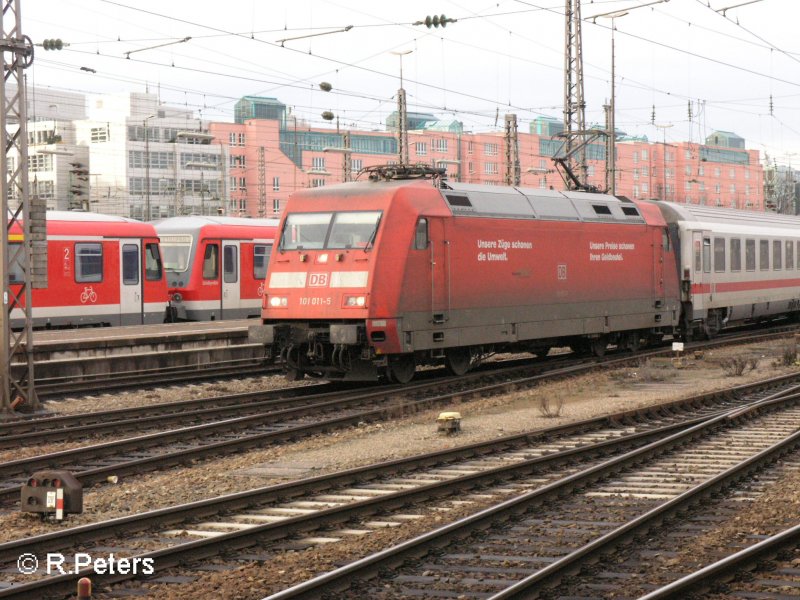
[155,216,279,321]
[10,211,168,329]
[254,167,800,382]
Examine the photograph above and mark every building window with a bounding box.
[633,185,640,198]
[468,162,474,174]
[311,178,325,187]
[632,151,639,163]
[272,176,280,191]
[273,198,280,214]
[238,177,246,191]
[744,169,750,179]
[698,166,704,176]
[587,165,595,177]
[684,165,692,176]
[29,154,53,172]
[633,169,639,180]
[484,143,498,156]
[229,132,236,145]
[91,127,109,143]
[641,149,648,160]
[729,168,735,178]
[415,142,427,156]
[467,141,473,154]
[642,182,649,194]
[230,154,246,168]
[311,157,326,171]
[238,133,246,146]
[484,162,498,175]
[351,158,363,172]
[433,138,448,153]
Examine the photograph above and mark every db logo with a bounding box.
[308,273,329,287]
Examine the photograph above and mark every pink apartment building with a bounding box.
[209,96,764,218]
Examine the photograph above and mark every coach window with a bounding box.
[759,240,770,271]
[254,244,271,280]
[773,240,782,270]
[414,218,429,250]
[786,241,795,270]
[8,243,23,283]
[745,240,755,271]
[145,243,163,281]
[223,245,238,283]
[122,244,139,285]
[713,238,725,272]
[702,238,711,273]
[202,244,219,280]
[75,243,103,283]
[730,239,741,272]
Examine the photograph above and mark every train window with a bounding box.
[592,205,612,216]
[202,244,219,280]
[122,244,139,285]
[414,218,429,250]
[446,194,472,208]
[145,243,163,281]
[622,206,639,217]
[730,239,741,272]
[745,240,755,271]
[8,243,23,283]
[759,240,769,271]
[280,212,332,251]
[694,240,701,272]
[223,245,238,283]
[789,241,797,270]
[75,243,103,283]
[713,238,725,273]
[773,240,782,270]
[797,241,800,270]
[702,238,711,273]
[160,234,192,273]
[661,231,670,251]
[328,211,382,249]
[254,244,272,280]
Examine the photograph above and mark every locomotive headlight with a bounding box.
[268,296,288,308]
[343,295,367,308]
[317,253,329,264]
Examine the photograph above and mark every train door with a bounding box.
[691,230,712,309]
[221,240,241,319]
[428,218,449,324]
[120,240,144,325]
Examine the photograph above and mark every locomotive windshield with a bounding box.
[280,211,382,251]
[159,234,193,272]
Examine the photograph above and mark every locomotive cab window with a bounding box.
[75,243,103,283]
[122,244,139,285]
[223,245,238,283]
[414,218,429,250]
[254,244,272,280]
[145,243,163,281]
[328,211,382,249]
[280,213,332,251]
[202,243,219,280]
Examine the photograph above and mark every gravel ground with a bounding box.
[4,338,799,599]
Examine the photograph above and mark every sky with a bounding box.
[22,0,800,166]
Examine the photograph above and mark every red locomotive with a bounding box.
[255,166,800,382]
[10,211,168,328]
[156,216,279,321]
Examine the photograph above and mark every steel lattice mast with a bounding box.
[563,0,587,188]
[0,0,41,412]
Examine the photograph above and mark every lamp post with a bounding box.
[588,0,669,195]
[143,114,155,221]
[655,123,673,201]
[391,49,413,166]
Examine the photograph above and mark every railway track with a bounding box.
[1,376,799,598]
[262,389,800,600]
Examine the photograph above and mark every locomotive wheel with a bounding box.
[624,332,641,352]
[445,347,472,376]
[387,355,416,384]
[285,367,306,381]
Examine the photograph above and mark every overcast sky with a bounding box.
[23,0,800,165]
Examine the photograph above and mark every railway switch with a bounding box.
[21,470,83,521]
